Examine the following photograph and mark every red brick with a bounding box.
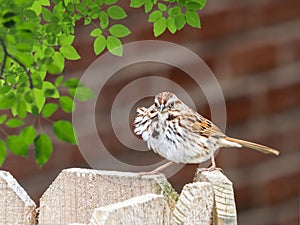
[277,35,300,64]
[228,44,277,76]
[199,6,248,40]
[234,120,300,168]
[261,0,300,26]
[234,184,254,210]
[262,171,300,204]
[279,212,299,225]
[267,81,300,113]
[62,0,300,75]
[292,38,300,60]
[2,142,76,179]
[237,147,274,168]
[226,95,253,124]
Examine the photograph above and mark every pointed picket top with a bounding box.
[0,170,37,224]
[194,169,237,225]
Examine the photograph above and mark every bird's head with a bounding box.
[154,92,182,113]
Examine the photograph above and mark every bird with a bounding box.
[134,91,280,174]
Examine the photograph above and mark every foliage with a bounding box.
[0,0,206,167]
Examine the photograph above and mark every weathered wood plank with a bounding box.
[194,169,237,225]
[90,193,173,225]
[0,170,36,224]
[39,168,177,224]
[173,182,214,225]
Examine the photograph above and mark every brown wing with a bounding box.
[191,117,225,138]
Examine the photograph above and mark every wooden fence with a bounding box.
[0,168,237,225]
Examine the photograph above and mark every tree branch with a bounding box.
[0,38,33,89]
[0,38,8,78]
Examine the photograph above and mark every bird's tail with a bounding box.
[224,137,280,156]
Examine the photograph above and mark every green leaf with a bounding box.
[186,0,206,10]
[186,1,202,10]
[185,11,201,28]
[44,89,56,97]
[153,17,167,37]
[20,126,36,145]
[109,24,131,38]
[55,75,64,87]
[42,103,58,118]
[24,91,34,103]
[34,70,47,81]
[15,0,34,7]
[90,28,102,37]
[178,0,185,6]
[76,2,85,12]
[0,114,7,124]
[16,52,33,67]
[43,81,60,98]
[158,3,167,11]
[59,34,75,45]
[7,135,28,157]
[94,35,106,55]
[167,16,177,34]
[47,52,65,74]
[42,7,52,22]
[31,1,42,15]
[32,82,58,114]
[31,105,39,116]
[84,17,92,25]
[148,10,162,22]
[16,98,27,119]
[32,72,43,89]
[175,14,186,30]
[59,96,75,113]
[168,6,181,16]
[99,11,109,29]
[70,86,95,101]
[199,0,207,9]
[5,118,24,128]
[105,0,117,5]
[107,36,123,56]
[63,78,80,88]
[3,12,16,19]
[41,0,50,6]
[44,47,55,57]
[53,120,77,144]
[130,0,145,8]
[0,86,11,95]
[0,140,6,166]
[107,6,127,20]
[32,88,45,112]
[34,133,53,167]
[60,45,81,60]
[144,0,153,13]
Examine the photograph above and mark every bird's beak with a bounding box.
[160,104,164,112]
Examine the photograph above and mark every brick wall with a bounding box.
[2,1,300,224]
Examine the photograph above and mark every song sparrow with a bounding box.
[134,92,279,173]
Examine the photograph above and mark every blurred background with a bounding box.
[2,0,300,225]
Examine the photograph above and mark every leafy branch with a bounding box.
[0,38,33,89]
[0,0,206,167]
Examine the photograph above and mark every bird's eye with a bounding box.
[168,102,174,109]
[154,102,159,108]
